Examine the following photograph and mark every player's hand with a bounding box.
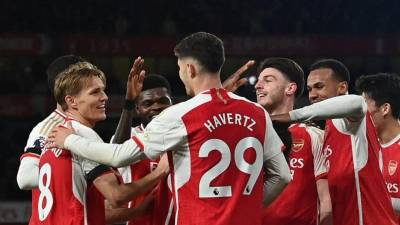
[222,60,255,92]
[155,154,169,177]
[126,56,146,100]
[46,121,75,149]
[270,113,292,123]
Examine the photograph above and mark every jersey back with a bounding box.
[145,89,281,225]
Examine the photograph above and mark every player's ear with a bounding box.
[337,81,348,95]
[65,95,78,109]
[187,63,196,78]
[381,103,391,117]
[285,82,297,96]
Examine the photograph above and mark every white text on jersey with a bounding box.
[204,113,256,132]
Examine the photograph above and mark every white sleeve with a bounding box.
[263,111,284,161]
[263,152,291,206]
[289,95,367,123]
[139,115,186,160]
[17,157,39,190]
[306,126,327,178]
[392,197,400,215]
[64,134,146,167]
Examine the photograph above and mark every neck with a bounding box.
[379,118,400,145]
[192,73,223,95]
[66,110,95,128]
[268,97,294,116]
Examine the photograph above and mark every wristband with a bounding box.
[124,99,136,110]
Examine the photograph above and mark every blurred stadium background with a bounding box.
[1,0,399,223]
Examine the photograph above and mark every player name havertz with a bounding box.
[203,112,256,132]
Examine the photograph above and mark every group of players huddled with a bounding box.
[16,32,400,225]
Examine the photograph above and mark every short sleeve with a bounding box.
[306,126,327,178]
[140,115,187,160]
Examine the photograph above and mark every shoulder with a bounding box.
[71,121,103,142]
[227,92,266,111]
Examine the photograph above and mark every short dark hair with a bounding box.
[47,55,86,94]
[174,32,225,73]
[142,74,171,94]
[356,73,400,119]
[257,57,305,97]
[310,59,350,83]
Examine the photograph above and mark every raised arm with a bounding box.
[222,60,255,92]
[113,57,145,144]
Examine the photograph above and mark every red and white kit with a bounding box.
[263,123,326,225]
[38,120,111,225]
[290,95,397,225]
[381,134,400,223]
[18,109,67,225]
[118,124,174,225]
[61,88,286,225]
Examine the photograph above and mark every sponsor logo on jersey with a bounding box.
[34,136,46,150]
[292,139,304,152]
[388,160,398,176]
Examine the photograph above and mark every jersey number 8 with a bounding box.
[38,163,54,221]
[199,137,263,198]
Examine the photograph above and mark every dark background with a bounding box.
[1,0,399,223]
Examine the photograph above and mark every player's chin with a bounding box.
[95,112,107,122]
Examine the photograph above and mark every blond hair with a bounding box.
[54,62,106,111]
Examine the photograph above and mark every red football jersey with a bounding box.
[381,134,400,223]
[20,109,66,225]
[118,124,174,225]
[323,113,397,225]
[38,120,110,225]
[263,123,326,225]
[139,88,283,225]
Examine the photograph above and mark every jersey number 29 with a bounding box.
[199,137,263,198]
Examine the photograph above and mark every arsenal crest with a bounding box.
[292,139,304,152]
[388,160,398,176]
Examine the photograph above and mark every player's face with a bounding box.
[177,58,194,96]
[307,68,347,104]
[362,93,384,130]
[73,76,108,127]
[255,68,288,110]
[137,87,172,125]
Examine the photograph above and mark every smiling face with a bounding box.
[255,67,289,111]
[307,68,348,104]
[68,76,108,127]
[136,87,172,125]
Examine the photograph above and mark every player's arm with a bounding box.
[271,95,367,123]
[93,155,169,207]
[391,198,400,215]
[262,111,291,207]
[112,57,145,144]
[222,60,255,92]
[316,179,333,225]
[307,125,333,225]
[16,141,43,190]
[47,107,182,165]
[16,153,39,190]
[47,124,146,167]
[105,194,153,224]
